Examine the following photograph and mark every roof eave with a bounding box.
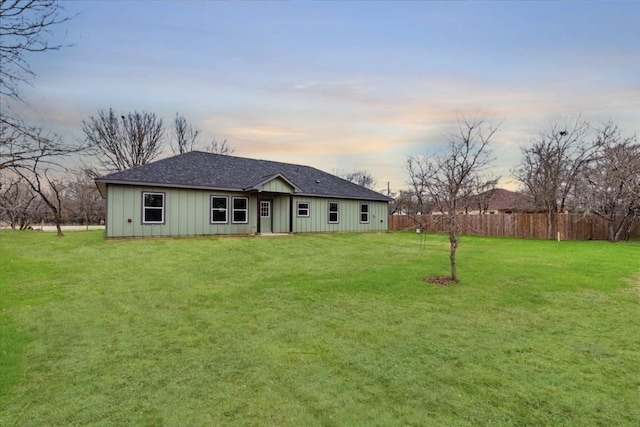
[94,179,392,202]
[95,181,107,199]
[93,179,244,194]
[296,192,392,202]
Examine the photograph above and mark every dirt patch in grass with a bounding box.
[423,276,458,286]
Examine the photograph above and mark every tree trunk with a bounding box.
[449,230,458,282]
[623,214,638,241]
[54,211,64,237]
[610,213,635,243]
[608,220,617,243]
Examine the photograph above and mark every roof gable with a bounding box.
[248,174,299,194]
[95,151,391,202]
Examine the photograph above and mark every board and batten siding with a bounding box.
[105,185,256,238]
[261,177,295,193]
[105,184,388,237]
[291,197,388,233]
[268,195,291,233]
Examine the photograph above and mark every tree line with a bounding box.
[1,105,234,234]
[397,116,639,245]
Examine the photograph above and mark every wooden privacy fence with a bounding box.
[388,213,640,241]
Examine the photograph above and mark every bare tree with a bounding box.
[512,117,595,239]
[83,108,165,172]
[1,124,83,233]
[578,121,640,242]
[206,138,234,155]
[0,0,70,101]
[469,184,500,215]
[63,169,105,226]
[0,174,40,229]
[171,113,201,154]
[170,114,236,156]
[335,169,376,189]
[408,114,499,282]
[0,0,83,235]
[389,189,420,215]
[1,118,83,170]
[0,0,79,171]
[11,157,67,236]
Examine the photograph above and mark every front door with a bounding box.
[260,200,272,233]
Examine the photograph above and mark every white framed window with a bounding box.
[297,201,310,217]
[211,196,228,224]
[360,203,370,224]
[328,201,339,224]
[232,197,248,223]
[142,192,165,224]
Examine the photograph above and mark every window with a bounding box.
[328,201,339,224]
[297,202,310,217]
[142,192,164,224]
[211,196,228,223]
[360,203,370,224]
[260,201,270,217]
[232,197,248,223]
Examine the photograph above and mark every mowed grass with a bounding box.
[1,231,639,426]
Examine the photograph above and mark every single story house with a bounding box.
[426,188,536,215]
[460,188,536,214]
[95,151,392,238]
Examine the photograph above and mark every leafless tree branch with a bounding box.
[83,108,165,172]
[407,114,499,281]
[0,0,72,101]
[512,116,596,238]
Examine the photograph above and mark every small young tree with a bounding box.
[408,114,499,282]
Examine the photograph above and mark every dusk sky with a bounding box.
[19,1,640,193]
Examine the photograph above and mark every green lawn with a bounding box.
[1,231,638,426]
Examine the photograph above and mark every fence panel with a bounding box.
[388,213,640,241]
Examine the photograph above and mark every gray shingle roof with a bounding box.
[95,151,391,202]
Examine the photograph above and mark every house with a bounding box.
[94,151,391,238]
[418,188,535,216]
[460,188,536,214]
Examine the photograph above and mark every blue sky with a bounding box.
[20,1,640,192]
